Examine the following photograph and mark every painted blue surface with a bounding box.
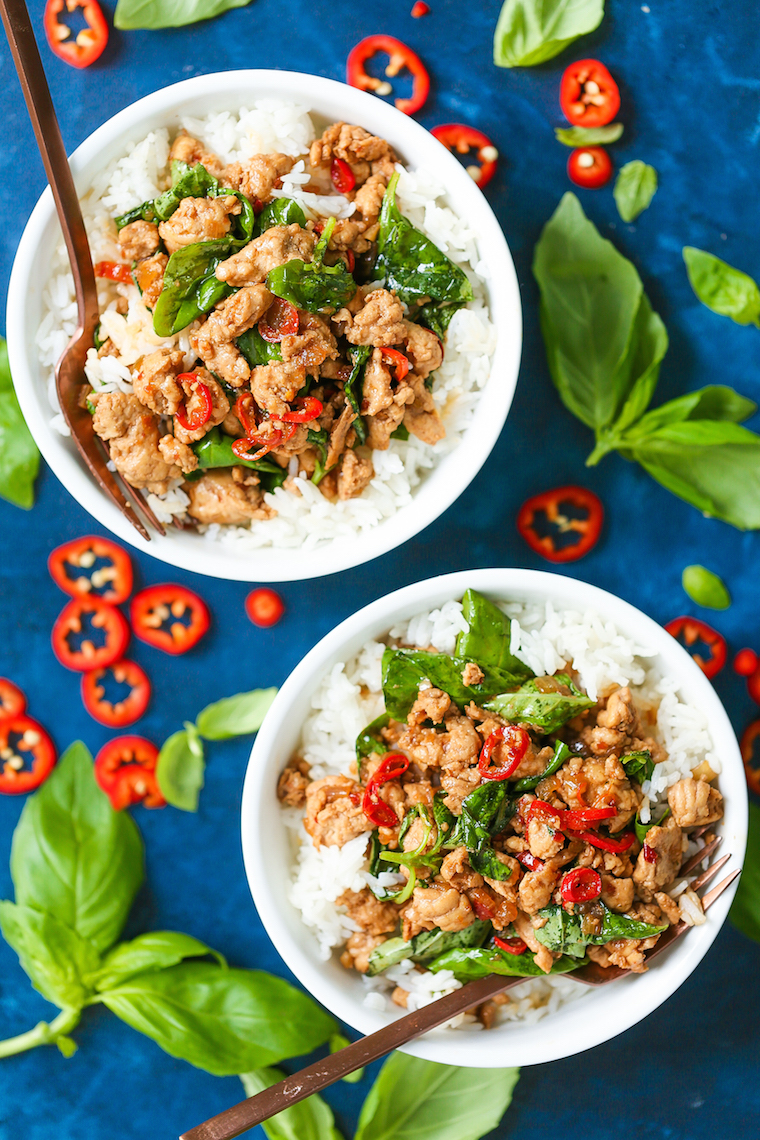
[0,0,759,1135]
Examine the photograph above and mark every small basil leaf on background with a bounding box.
[196,687,278,740]
[92,931,224,992]
[241,1068,345,1140]
[493,0,604,68]
[613,160,658,222]
[683,246,760,326]
[99,961,335,1075]
[114,0,253,29]
[329,1033,364,1084]
[730,801,760,943]
[0,902,100,1009]
[156,723,205,812]
[554,122,623,146]
[429,944,582,979]
[355,1051,520,1140]
[0,336,39,510]
[621,384,756,443]
[10,742,143,955]
[682,565,731,609]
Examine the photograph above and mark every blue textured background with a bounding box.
[1,0,759,1135]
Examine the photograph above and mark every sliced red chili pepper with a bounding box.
[516,850,544,872]
[493,935,527,955]
[560,59,620,128]
[740,719,760,797]
[362,752,410,828]
[527,799,562,827]
[232,431,283,461]
[344,249,356,274]
[330,157,356,195]
[174,372,212,433]
[234,392,259,436]
[0,716,56,795]
[95,736,164,810]
[431,124,499,189]
[52,596,130,673]
[570,829,635,853]
[0,679,27,719]
[346,35,430,116]
[380,348,411,383]
[558,805,616,830]
[48,535,133,604]
[734,648,759,677]
[643,843,658,863]
[478,725,530,781]
[281,397,324,424]
[94,261,131,283]
[517,486,603,563]
[747,668,760,706]
[246,587,285,628]
[44,0,108,68]
[130,585,210,655]
[561,866,602,905]
[664,617,727,680]
[411,0,430,15]
[259,298,300,342]
[567,146,613,189]
[81,659,151,727]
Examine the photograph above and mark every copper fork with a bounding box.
[180,850,739,1140]
[0,0,163,540]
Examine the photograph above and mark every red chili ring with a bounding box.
[48,535,133,605]
[664,616,727,680]
[478,725,530,781]
[51,596,130,673]
[561,866,602,906]
[130,584,210,656]
[175,372,213,433]
[0,715,56,795]
[81,659,151,727]
[245,588,285,628]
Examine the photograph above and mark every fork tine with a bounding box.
[690,852,731,891]
[680,835,722,878]
[701,868,741,911]
[121,483,167,537]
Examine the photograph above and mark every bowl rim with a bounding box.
[241,567,747,1067]
[7,69,522,582]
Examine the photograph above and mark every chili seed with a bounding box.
[170,600,186,618]
[79,551,96,569]
[466,165,481,180]
[480,145,498,162]
[375,81,393,96]
[7,756,23,771]
[23,730,41,746]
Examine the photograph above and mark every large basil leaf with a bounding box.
[485,676,594,732]
[682,565,731,610]
[429,944,584,979]
[0,902,100,1009]
[153,238,235,337]
[153,161,222,221]
[196,687,278,740]
[614,160,658,223]
[256,198,307,233]
[555,123,623,146]
[100,961,335,1075]
[493,0,605,68]
[0,337,39,510]
[92,931,223,992]
[455,589,533,676]
[155,725,205,813]
[730,801,760,943]
[620,384,756,443]
[240,1068,344,1140]
[366,921,492,977]
[10,742,143,955]
[355,1052,519,1140]
[114,0,253,29]
[376,174,473,314]
[683,246,760,327]
[535,902,666,957]
[381,647,526,721]
[266,259,356,313]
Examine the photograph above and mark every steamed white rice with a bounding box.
[285,598,719,1030]
[36,100,496,548]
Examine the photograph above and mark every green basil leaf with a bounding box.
[682,565,731,610]
[554,123,623,146]
[513,739,571,793]
[156,724,205,812]
[307,425,330,484]
[10,742,143,954]
[535,902,666,957]
[237,325,283,367]
[256,198,307,233]
[413,300,459,340]
[683,246,760,327]
[115,201,156,229]
[154,161,221,220]
[429,944,583,979]
[0,901,99,1009]
[344,345,371,444]
[366,921,492,977]
[196,687,278,740]
[114,0,253,29]
[493,0,604,68]
[613,160,658,223]
[266,259,357,313]
[240,1068,345,1140]
[100,961,335,1075]
[192,428,287,490]
[153,239,236,337]
[0,337,40,509]
[376,174,473,309]
[730,801,760,943]
[355,1052,519,1140]
[621,384,757,443]
[620,749,654,784]
[455,589,533,676]
[381,648,527,721]
[485,677,594,732]
[92,931,224,991]
[634,805,669,844]
[597,291,668,441]
[356,714,391,760]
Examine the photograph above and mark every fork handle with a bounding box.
[0,0,98,332]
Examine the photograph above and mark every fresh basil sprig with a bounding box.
[534,193,760,529]
[493,0,605,68]
[613,160,658,222]
[0,337,39,510]
[683,247,760,327]
[114,0,253,30]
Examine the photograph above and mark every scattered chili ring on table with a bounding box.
[362,752,410,828]
[0,716,56,795]
[517,486,604,563]
[43,0,108,68]
[347,35,430,116]
[81,659,151,727]
[51,596,130,672]
[246,587,285,628]
[493,935,528,955]
[740,720,760,797]
[559,59,620,128]
[0,679,27,719]
[734,648,759,677]
[411,0,430,14]
[281,397,323,424]
[130,585,210,655]
[664,616,727,680]
[259,297,300,342]
[567,146,613,189]
[94,736,165,811]
[94,261,132,284]
[48,535,133,604]
[431,124,499,189]
[478,725,530,781]
[174,373,212,433]
[380,348,411,383]
[330,157,356,195]
[561,867,602,905]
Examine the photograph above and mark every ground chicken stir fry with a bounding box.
[278,591,724,1026]
[88,121,461,526]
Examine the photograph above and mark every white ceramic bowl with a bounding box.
[241,568,747,1066]
[7,70,521,582]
